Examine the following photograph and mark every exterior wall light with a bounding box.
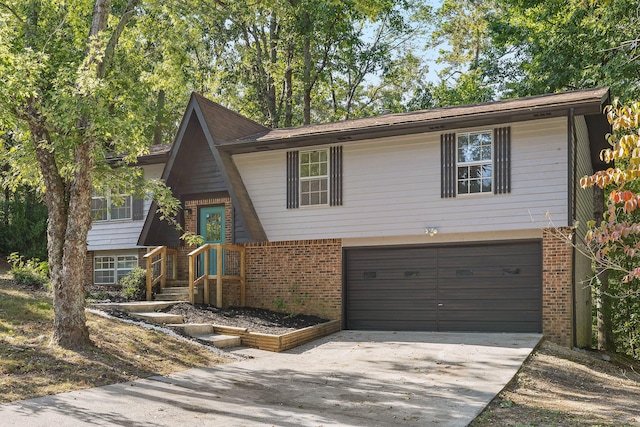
[425,227,438,236]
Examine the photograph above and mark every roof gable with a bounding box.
[138,94,268,246]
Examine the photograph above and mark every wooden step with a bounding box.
[154,293,188,302]
[165,280,189,287]
[161,287,190,294]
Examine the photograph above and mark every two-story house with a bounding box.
[86,87,611,348]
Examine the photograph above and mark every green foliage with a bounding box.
[485,0,640,100]
[0,187,47,260]
[120,268,147,301]
[8,252,49,289]
[581,102,640,359]
[272,285,309,317]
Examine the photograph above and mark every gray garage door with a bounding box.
[344,241,542,332]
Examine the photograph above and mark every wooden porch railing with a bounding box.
[143,246,177,301]
[188,243,246,308]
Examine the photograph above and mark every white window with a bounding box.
[457,131,493,195]
[300,149,328,206]
[94,255,138,285]
[91,189,132,221]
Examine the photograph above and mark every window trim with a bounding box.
[299,148,330,207]
[92,189,133,222]
[287,146,343,209]
[441,127,511,198]
[93,254,138,285]
[456,130,494,196]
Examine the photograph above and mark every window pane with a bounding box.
[311,193,319,205]
[470,165,482,178]
[320,163,327,175]
[301,181,309,192]
[458,181,468,194]
[320,179,327,190]
[319,150,327,161]
[301,152,309,163]
[469,179,481,193]
[482,178,492,192]
[482,164,492,178]
[301,194,310,205]
[320,192,327,204]
[301,164,310,177]
[310,151,319,162]
[310,164,319,176]
[458,167,469,180]
[481,145,492,161]
[91,198,107,221]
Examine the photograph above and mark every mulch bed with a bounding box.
[163,303,328,335]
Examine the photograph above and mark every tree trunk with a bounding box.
[28,121,90,347]
[594,185,614,351]
[302,11,311,125]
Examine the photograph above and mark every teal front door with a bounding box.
[199,206,225,275]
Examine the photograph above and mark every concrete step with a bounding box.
[130,312,184,324]
[192,333,242,348]
[167,323,214,335]
[92,301,177,313]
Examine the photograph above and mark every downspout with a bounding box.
[568,107,577,347]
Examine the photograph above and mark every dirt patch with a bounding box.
[471,340,640,426]
[162,303,328,335]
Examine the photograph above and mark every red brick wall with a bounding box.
[244,239,343,321]
[542,227,574,347]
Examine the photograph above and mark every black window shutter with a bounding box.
[330,146,343,206]
[132,196,144,220]
[441,133,456,198]
[494,127,511,194]
[286,151,299,209]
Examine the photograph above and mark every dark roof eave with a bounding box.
[218,89,609,155]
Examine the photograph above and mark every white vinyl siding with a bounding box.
[87,163,164,251]
[234,117,570,241]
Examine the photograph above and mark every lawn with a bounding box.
[0,268,230,403]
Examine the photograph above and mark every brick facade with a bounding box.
[244,239,343,321]
[542,227,574,347]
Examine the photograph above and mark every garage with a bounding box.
[344,240,542,332]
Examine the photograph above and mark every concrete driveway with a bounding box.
[0,331,541,426]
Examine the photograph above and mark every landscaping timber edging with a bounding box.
[212,319,342,352]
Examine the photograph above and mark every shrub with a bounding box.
[8,252,49,289]
[120,268,147,301]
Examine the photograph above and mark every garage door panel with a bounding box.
[439,304,542,317]
[438,278,542,291]
[438,287,541,300]
[348,271,437,281]
[348,248,437,261]
[437,265,542,279]
[438,244,540,258]
[349,299,437,311]
[438,298,538,310]
[348,319,439,331]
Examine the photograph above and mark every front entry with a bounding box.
[198,206,225,275]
